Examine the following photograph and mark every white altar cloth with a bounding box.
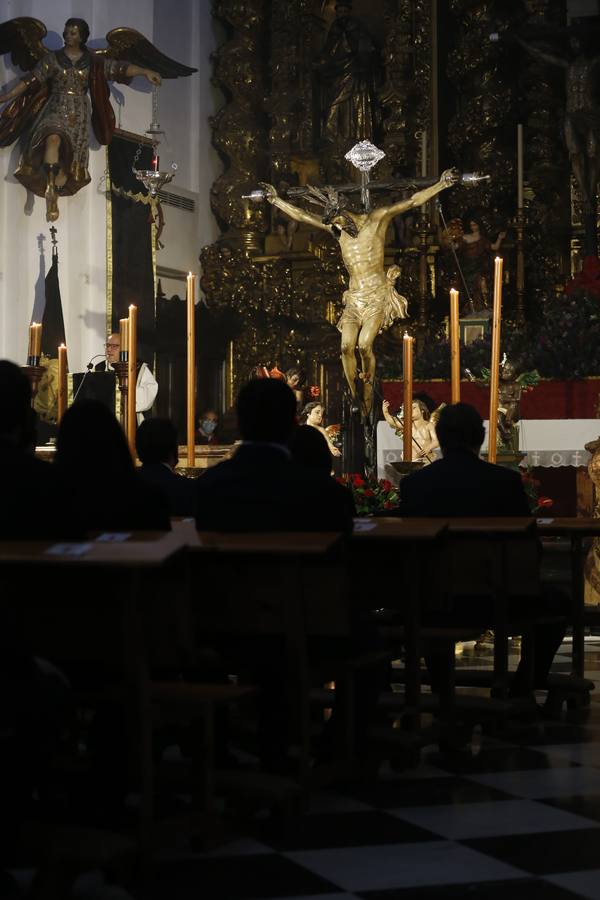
[376,419,600,483]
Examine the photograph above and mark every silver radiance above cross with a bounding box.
[344,140,386,212]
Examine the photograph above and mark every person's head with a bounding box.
[386,264,401,283]
[414,391,436,414]
[105,333,120,365]
[501,360,517,381]
[63,18,90,48]
[335,0,352,17]
[199,409,218,436]
[136,418,178,467]
[0,360,34,450]
[436,403,485,455]
[249,365,270,380]
[236,378,297,443]
[285,366,306,390]
[290,425,331,473]
[302,401,323,426]
[56,399,134,481]
[411,399,430,422]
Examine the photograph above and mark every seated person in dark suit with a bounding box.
[290,424,356,518]
[0,360,77,540]
[56,400,170,532]
[0,362,78,873]
[398,402,531,517]
[398,403,565,697]
[195,378,353,533]
[136,418,195,517]
[195,380,374,770]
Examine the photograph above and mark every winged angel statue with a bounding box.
[0,17,196,221]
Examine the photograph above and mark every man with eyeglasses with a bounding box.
[95,332,158,424]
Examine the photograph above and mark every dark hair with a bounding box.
[414,391,436,414]
[56,399,134,480]
[436,402,485,452]
[290,425,331,472]
[285,366,306,387]
[236,378,297,443]
[63,18,90,45]
[300,400,322,422]
[0,360,32,438]
[136,418,178,465]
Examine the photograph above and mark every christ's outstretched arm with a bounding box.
[375,169,459,226]
[260,182,332,233]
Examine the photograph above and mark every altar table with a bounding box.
[377,419,600,483]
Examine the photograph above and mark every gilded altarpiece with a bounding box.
[201,0,571,412]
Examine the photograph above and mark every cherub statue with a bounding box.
[466,356,540,452]
[382,397,443,464]
[0,17,196,221]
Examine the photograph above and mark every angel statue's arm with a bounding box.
[123,63,161,85]
[0,78,29,103]
[375,169,460,226]
[260,182,332,233]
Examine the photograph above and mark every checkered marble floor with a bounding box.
[145,639,600,900]
[11,640,600,900]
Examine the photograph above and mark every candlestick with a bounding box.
[449,289,460,403]
[127,305,137,456]
[403,333,414,462]
[421,129,427,178]
[517,123,524,210]
[488,257,503,464]
[119,318,129,361]
[57,343,67,422]
[187,271,196,468]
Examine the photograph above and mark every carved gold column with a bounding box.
[584,437,600,606]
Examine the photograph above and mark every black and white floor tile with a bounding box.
[144,639,600,900]
[11,640,600,900]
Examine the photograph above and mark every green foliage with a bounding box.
[379,290,600,381]
[338,474,399,516]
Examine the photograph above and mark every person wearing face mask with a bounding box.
[197,409,219,444]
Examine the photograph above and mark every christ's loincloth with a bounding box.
[337,269,408,333]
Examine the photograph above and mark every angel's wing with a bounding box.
[0,17,47,71]
[430,403,446,427]
[100,27,196,78]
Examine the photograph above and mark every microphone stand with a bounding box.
[72,355,106,403]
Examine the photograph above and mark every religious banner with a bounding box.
[107,131,155,364]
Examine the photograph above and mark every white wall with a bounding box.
[0,0,220,370]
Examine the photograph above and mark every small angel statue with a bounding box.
[382,397,444,464]
[0,17,196,221]
[465,355,540,452]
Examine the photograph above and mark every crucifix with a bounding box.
[253,140,463,416]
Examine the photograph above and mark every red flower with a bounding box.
[309,385,321,397]
[352,475,365,487]
[380,479,393,492]
[384,500,394,509]
[363,489,375,498]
